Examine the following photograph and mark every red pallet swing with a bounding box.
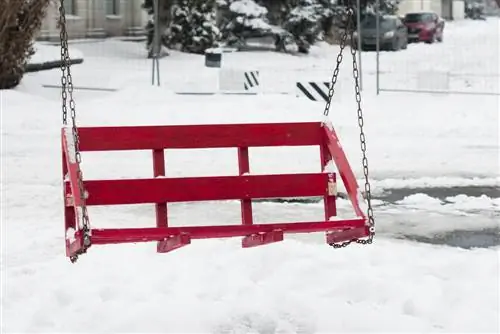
[58,1,375,263]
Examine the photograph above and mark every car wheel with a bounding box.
[401,38,408,49]
[426,33,437,44]
[392,38,400,51]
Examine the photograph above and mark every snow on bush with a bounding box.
[218,0,272,46]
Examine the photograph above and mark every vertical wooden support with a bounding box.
[153,150,190,253]
[238,147,253,225]
[238,146,282,248]
[153,149,167,227]
[153,149,170,252]
[320,143,337,221]
[62,140,77,257]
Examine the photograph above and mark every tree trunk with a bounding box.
[0,0,51,89]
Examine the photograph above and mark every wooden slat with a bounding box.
[90,219,366,244]
[75,122,323,151]
[323,126,365,218]
[62,129,85,207]
[82,173,330,206]
[238,147,253,225]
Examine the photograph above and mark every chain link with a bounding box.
[324,5,375,248]
[323,12,351,117]
[59,0,91,263]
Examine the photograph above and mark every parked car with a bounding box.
[403,12,445,43]
[354,15,408,51]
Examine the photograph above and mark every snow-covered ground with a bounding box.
[29,42,84,64]
[2,19,499,333]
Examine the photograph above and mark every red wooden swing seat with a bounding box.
[62,121,370,259]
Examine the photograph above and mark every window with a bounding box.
[404,13,435,23]
[361,16,395,30]
[64,0,77,15]
[106,0,120,15]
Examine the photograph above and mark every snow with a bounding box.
[2,18,500,333]
[229,0,268,18]
[288,5,319,24]
[229,0,272,31]
[371,176,500,189]
[65,227,76,242]
[206,47,223,54]
[63,127,77,163]
[28,43,84,64]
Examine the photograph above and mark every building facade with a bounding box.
[397,0,466,19]
[39,0,148,40]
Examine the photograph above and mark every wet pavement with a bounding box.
[400,227,499,249]
[258,185,499,249]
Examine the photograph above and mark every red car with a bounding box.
[403,12,445,43]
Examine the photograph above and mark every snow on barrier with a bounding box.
[296,82,331,102]
[163,67,260,96]
[218,68,260,94]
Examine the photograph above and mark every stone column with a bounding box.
[39,3,60,41]
[86,0,107,38]
[124,0,145,36]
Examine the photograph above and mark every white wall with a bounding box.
[398,0,434,15]
[452,0,466,19]
[397,0,466,19]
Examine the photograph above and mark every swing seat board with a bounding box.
[87,218,366,244]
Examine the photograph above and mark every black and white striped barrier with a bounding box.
[296,82,331,102]
[243,71,260,91]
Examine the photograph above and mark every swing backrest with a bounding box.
[67,122,328,207]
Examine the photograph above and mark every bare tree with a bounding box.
[0,0,51,89]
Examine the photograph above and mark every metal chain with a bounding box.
[59,0,91,262]
[324,5,376,248]
[323,11,351,117]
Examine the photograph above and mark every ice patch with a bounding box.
[373,177,500,190]
[445,194,500,212]
[397,194,444,207]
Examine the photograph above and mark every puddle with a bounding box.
[259,185,499,249]
[400,227,500,249]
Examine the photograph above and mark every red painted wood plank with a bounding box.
[326,227,370,244]
[157,234,191,253]
[242,230,284,248]
[323,126,365,218]
[83,173,330,206]
[90,219,366,244]
[152,149,167,227]
[238,147,253,225]
[76,122,323,151]
[62,143,76,232]
[320,144,337,221]
[62,129,86,207]
[66,233,84,258]
[152,149,170,253]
